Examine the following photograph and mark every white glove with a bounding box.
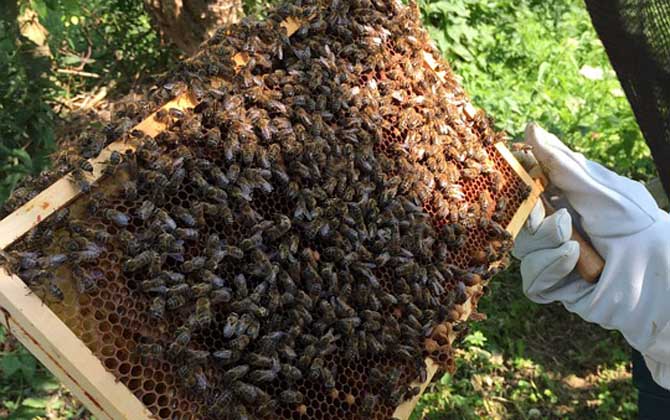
[512,123,670,389]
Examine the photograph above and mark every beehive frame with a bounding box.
[0,16,542,420]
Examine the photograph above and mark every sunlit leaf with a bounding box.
[22,397,48,409]
[31,0,49,18]
[20,357,37,382]
[0,354,22,378]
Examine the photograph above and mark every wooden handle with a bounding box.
[540,196,605,283]
[524,163,604,282]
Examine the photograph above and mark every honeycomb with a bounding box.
[2,0,532,418]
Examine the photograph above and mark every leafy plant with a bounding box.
[419,0,654,180]
[0,326,86,419]
[413,4,645,414]
[0,8,55,203]
[0,0,175,204]
[414,268,636,420]
[27,0,174,93]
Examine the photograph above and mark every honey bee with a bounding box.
[72,266,102,294]
[153,108,169,123]
[238,202,261,227]
[166,207,193,228]
[118,230,141,256]
[153,209,177,232]
[230,335,251,352]
[223,364,249,383]
[237,313,258,337]
[200,202,234,225]
[136,200,156,221]
[189,281,211,297]
[490,170,505,192]
[140,169,169,190]
[223,312,240,338]
[488,221,511,240]
[177,365,208,393]
[232,273,249,298]
[206,166,228,188]
[174,227,199,241]
[212,349,240,366]
[36,253,67,269]
[277,363,301,382]
[123,250,159,272]
[168,167,186,190]
[208,285,232,303]
[335,317,361,335]
[181,256,206,273]
[104,208,130,227]
[71,241,105,263]
[207,390,234,419]
[47,281,64,302]
[167,107,185,120]
[165,283,189,298]
[227,163,241,183]
[279,389,304,404]
[148,296,166,319]
[1,251,37,272]
[257,399,279,418]
[203,184,228,203]
[461,272,482,286]
[232,380,268,405]
[135,342,163,363]
[196,270,222,289]
[246,368,277,384]
[70,155,93,173]
[166,294,187,310]
[361,393,378,417]
[70,169,91,193]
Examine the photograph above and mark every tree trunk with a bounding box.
[143,0,242,56]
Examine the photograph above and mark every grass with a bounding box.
[0,0,650,419]
[0,326,90,419]
[414,266,636,419]
[414,0,645,418]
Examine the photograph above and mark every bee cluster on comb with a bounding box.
[1,0,532,418]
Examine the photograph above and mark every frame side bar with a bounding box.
[392,146,540,419]
[0,269,151,420]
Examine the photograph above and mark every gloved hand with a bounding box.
[512,123,670,389]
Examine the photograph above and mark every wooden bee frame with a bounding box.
[0,16,542,420]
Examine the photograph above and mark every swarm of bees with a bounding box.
[1,0,529,418]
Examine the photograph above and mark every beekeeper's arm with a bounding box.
[512,124,670,389]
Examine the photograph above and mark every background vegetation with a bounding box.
[0,0,653,418]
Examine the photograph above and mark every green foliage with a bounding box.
[0,326,85,419]
[24,0,173,93]
[0,13,55,203]
[414,2,641,416]
[0,0,174,203]
[419,0,655,180]
[244,0,281,18]
[415,268,637,419]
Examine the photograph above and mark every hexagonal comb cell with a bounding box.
[2,0,532,419]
